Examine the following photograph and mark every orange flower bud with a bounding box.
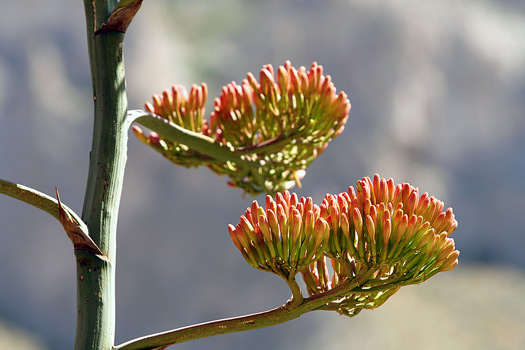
[290,208,303,251]
[131,125,148,144]
[277,65,290,93]
[438,250,460,272]
[259,67,276,93]
[381,218,392,262]
[406,190,419,217]
[366,214,377,262]
[352,207,363,236]
[258,214,273,247]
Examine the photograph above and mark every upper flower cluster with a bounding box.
[133,61,350,195]
[209,61,349,194]
[133,83,211,168]
[210,61,349,152]
[229,175,459,316]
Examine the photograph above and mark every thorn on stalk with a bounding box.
[56,188,108,260]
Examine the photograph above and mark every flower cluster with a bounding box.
[229,175,459,315]
[317,174,458,270]
[228,191,330,281]
[132,83,211,168]
[209,61,350,194]
[133,61,350,195]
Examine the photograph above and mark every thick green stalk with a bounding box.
[77,1,127,349]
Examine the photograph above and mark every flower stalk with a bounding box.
[75,0,138,348]
[114,268,375,350]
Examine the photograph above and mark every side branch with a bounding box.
[0,179,104,256]
[114,269,373,350]
[130,110,259,168]
[114,305,299,350]
[0,178,84,229]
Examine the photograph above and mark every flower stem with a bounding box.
[285,278,304,308]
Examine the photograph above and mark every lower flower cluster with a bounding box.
[228,191,330,281]
[229,175,459,316]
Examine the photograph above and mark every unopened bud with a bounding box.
[438,250,460,272]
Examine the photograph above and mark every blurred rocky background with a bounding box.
[1,0,524,349]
